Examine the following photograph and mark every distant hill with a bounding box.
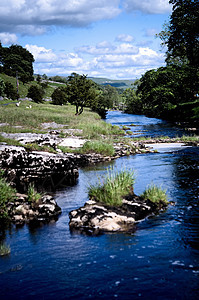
[89,77,136,90]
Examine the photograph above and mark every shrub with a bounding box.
[0,78,5,96]
[27,85,44,103]
[140,183,168,204]
[4,82,18,100]
[51,86,68,105]
[88,167,135,206]
[27,184,42,203]
[0,243,11,256]
[80,141,115,156]
[0,170,16,219]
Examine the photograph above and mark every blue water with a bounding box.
[106,110,189,138]
[0,112,199,299]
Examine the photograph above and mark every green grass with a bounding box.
[0,73,61,98]
[58,140,115,156]
[0,101,124,149]
[88,167,135,206]
[0,134,23,146]
[27,184,42,203]
[0,243,11,256]
[140,183,168,204]
[0,170,16,219]
[24,143,57,153]
[180,135,199,142]
[80,141,115,156]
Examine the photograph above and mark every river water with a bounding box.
[0,112,199,299]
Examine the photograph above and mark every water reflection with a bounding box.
[0,111,199,299]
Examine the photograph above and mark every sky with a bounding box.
[0,0,172,79]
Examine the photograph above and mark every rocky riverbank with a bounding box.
[69,192,168,234]
[5,194,61,226]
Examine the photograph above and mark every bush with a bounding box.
[80,140,115,156]
[0,243,11,256]
[0,78,5,96]
[27,184,42,203]
[88,168,135,206]
[51,86,68,105]
[0,170,16,219]
[27,85,44,103]
[140,183,168,204]
[4,82,18,100]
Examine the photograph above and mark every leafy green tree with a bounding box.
[123,88,142,114]
[0,78,5,97]
[51,86,68,105]
[4,82,18,100]
[66,73,97,115]
[167,0,199,67]
[36,74,42,84]
[2,44,34,82]
[50,75,67,84]
[27,85,44,103]
[137,65,199,118]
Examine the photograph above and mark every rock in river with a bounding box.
[69,193,168,234]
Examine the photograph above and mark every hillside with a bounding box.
[89,77,135,90]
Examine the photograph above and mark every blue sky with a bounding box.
[0,0,172,79]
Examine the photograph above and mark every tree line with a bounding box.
[123,0,199,124]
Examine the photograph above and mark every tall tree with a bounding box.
[167,0,199,66]
[1,44,34,82]
[66,73,97,115]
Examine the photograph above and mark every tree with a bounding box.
[4,82,18,100]
[0,78,5,97]
[137,65,199,118]
[167,0,199,67]
[123,88,142,115]
[51,86,68,105]
[66,73,97,115]
[27,85,44,103]
[36,74,42,84]
[1,44,34,82]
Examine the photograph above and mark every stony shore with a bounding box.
[0,126,198,227]
[69,192,169,234]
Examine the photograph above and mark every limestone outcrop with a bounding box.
[7,194,61,225]
[69,193,168,234]
[0,149,79,192]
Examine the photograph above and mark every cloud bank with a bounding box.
[0,0,171,36]
[26,39,165,79]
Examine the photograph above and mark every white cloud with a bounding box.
[0,32,17,45]
[115,34,134,42]
[0,0,121,35]
[27,39,165,79]
[76,42,138,55]
[25,44,57,62]
[123,0,172,14]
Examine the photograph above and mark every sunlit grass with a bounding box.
[140,183,168,205]
[88,167,135,206]
[0,243,11,256]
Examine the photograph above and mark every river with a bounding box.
[0,111,199,299]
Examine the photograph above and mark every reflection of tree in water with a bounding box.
[172,147,199,250]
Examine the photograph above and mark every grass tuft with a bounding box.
[0,170,16,219]
[140,183,168,204]
[27,184,42,203]
[80,141,115,156]
[0,243,11,256]
[88,167,135,206]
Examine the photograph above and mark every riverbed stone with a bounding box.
[7,194,62,225]
[69,193,168,234]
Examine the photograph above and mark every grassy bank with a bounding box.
[0,73,61,98]
[0,100,124,154]
[88,168,135,206]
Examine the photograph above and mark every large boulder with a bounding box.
[69,193,168,234]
